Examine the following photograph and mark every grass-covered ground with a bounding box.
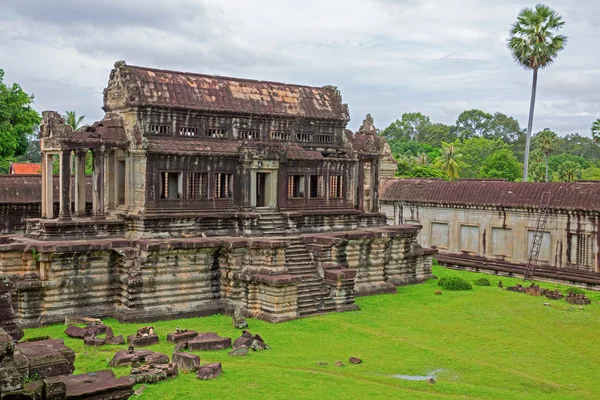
[24,266,600,399]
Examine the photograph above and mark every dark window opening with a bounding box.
[160,172,182,199]
[309,175,324,198]
[287,175,305,198]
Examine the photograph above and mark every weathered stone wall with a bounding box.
[382,202,600,273]
[304,226,435,297]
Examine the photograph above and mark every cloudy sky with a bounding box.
[1,0,598,135]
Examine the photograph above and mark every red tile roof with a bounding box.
[9,163,41,174]
[115,63,348,120]
[380,178,600,212]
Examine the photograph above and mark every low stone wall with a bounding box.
[0,225,434,327]
[304,226,436,296]
[0,236,300,327]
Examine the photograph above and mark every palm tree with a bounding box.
[415,152,428,166]
[64,111,86,131]
[533,128,559,182]
[507,4,567,182]
[557,161,581,182]
[435,144,460,180]
[592,119,600,145]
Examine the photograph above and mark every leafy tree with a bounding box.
[409,165,447,179]
[507,4,567,181]
[557,161,581,182]
[555,133,600,163]
[435,143,461,180]
[418,122,456,147]
[0,69,41,171]
[548,153,590,174]
[455,109,493,140]
[452,137,511,178]
[533,128,559,181]
[480,149,522,181]
[592,119,600,145]
[581,167,600,181]
[63,111,86,131]
[380,113,431,142]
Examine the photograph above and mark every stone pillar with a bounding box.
[92,148,105,220]
[74,150,87,217]
[58,150,72,220]
[43,153,54,219]
[241,161,252,209]
[371,159,380,212]
[357,161,365,212]
[41,152,47,219]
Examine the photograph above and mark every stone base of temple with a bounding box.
[0,223,435,327]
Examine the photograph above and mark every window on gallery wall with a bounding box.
[160,172,182,199]
[287,175,305,198]
[329,175,343,198]
[214,173,233,199]
[188,172,208,199]
[309,175,324,198]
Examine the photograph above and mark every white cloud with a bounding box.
[1,0,598,136]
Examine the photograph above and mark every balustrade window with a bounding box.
[287,175,305,198]
[316,134,333,144]
[214,173,233,199]
[149,124,171,135]
[296,133,311,142]
[270,131,291,141]
[329,175,343,198]
[206,128,228,138]
[239,130,258,140]
[188,172,208,199]
[160,172,182,199]
[179,126,200,136]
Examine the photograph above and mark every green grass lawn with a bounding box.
[23,266,600,399]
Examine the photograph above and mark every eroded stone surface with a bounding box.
[172,352,200,373]
[0,280,24,341]
[109,350,153,367]
[187,333,231,351]
[45,370,134,400]
[15,339,75,378]
[166,330,198,344]
[196,362,222,380]
[127,334,159,347]
[228,345,249,357]
[145,352,169,365]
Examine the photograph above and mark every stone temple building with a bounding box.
[381,178,600,287]
[0,61,434,327]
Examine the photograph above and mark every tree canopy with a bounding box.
[380,108,599,183]
[0,69,41,173]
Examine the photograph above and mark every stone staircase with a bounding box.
[257,210,337,317]
[285,237,336,317]
[256,211,288,236]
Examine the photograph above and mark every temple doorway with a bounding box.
[256,173,267,207]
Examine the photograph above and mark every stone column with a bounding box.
[41,152,47,219]
[58,150,72,220]
[74,150,87,217]
[371,159,380,213]
[43,153,55,219]
[92,148,105,220]
[241,161,252,209]
[357,160,365,212]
